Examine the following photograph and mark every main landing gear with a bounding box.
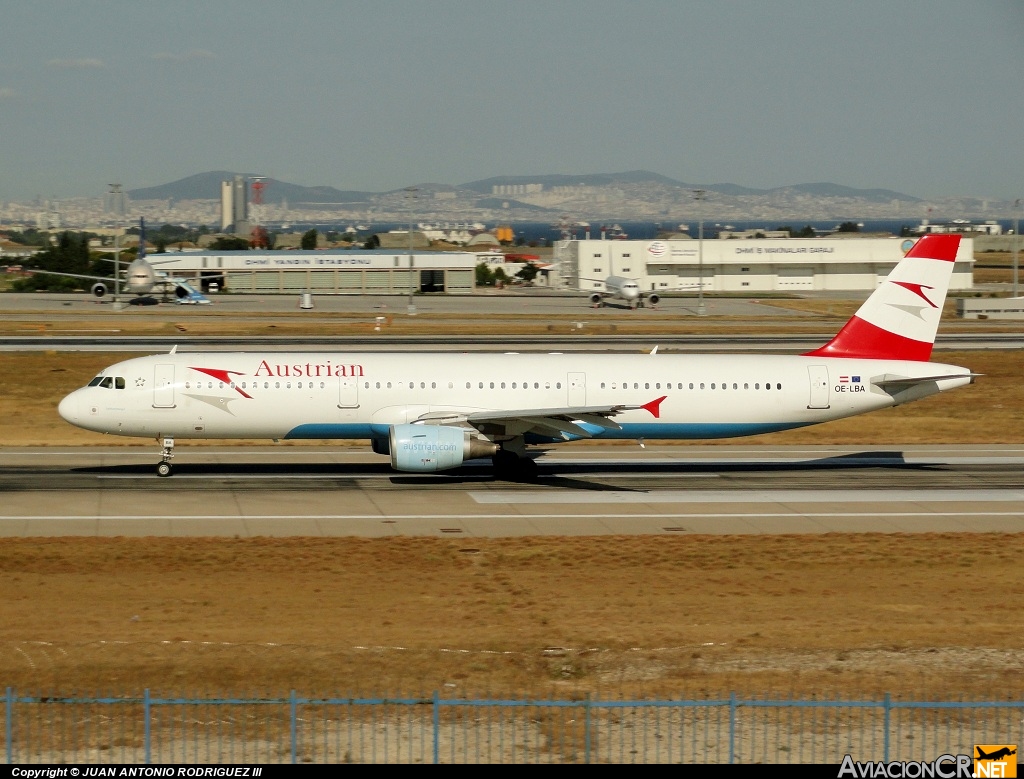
[156,437,174,477]
[491,449,539,481]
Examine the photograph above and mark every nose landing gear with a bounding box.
[156,437,174,477]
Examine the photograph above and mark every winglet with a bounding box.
[641,395,667,418]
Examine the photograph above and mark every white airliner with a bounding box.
[58,235,974,478]
[585,274,657,309]
[30,218,209,305]
[582,257,678,309]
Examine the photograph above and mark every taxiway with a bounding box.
[2,444,1021,538]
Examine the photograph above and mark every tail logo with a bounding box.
[891,281,938,308]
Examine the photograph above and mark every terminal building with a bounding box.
[555,236,975,294]
[146,249,481,295]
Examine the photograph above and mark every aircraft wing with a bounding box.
[23,269,114,284]
[577,278,612,294]
[414,398,665,439]
[93,256,181,272]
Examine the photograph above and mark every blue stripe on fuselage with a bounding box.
[285,423,378,439]
[284,421,808,441]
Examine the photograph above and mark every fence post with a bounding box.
[883,693,891,763]
[729,692,737,764]
[432,691,440,765]
[584,694,591,764]
[290,690,297,765]
[5,687,12,764]
[144,689,151,764]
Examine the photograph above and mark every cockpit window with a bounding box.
[91,375,126,389]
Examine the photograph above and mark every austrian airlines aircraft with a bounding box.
[58,235,974,478]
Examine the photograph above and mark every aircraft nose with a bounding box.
[58,392,80,424]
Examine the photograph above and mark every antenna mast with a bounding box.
[249,176,269,248]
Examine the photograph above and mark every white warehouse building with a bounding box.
[556,236,975,294]
[144,249,483,295]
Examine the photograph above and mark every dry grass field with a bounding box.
[0,534,1021,700]
[0,343,1021,701]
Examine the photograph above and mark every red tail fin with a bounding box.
[804,235,960,361]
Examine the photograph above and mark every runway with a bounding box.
[2,445,1022,537]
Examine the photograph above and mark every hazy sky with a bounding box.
[2,0,1022,202]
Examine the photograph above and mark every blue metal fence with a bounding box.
[4,688,1023,764]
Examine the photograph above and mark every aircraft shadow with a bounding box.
[67,450,934,491]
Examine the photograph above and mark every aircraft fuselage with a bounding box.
[58,351,970,443]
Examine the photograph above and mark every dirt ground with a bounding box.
[0,348,1021,701]
[0,534,1021,700]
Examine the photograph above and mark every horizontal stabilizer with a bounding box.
[873,373,979,391]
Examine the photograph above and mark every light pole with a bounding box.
[108,184,123,309]
[693,189,707,316]
[1014,199,1020,299]
[405,186,417,315]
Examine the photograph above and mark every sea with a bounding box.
[278,219,1014,245]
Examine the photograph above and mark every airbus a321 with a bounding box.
[58,235,975,478]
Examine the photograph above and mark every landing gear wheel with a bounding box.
[516,457,539,482]
[491,451,538,482]
[492,450,519,477]
[156,437,174,477]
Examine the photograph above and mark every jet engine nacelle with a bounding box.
[91,282,107,298]
[589,292,603,306]
[647,292,660,307]
[389,424,498,472]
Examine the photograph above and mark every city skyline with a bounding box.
[2,1,1022,203]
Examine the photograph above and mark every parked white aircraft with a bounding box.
[582,257,680,309]
[29,219,208,305]
[586,275,656,309]
[58,235,974,478]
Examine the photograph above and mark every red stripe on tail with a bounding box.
[903,234,959,261]
[803,317,934,361]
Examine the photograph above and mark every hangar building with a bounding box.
[147,249,481,294]
[556,236,975,294]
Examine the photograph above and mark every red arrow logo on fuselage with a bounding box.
[641,395,667,418]
[189,367,253,399]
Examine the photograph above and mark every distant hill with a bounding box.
[127,170,921,208]
[128,172,373,204]
[473,197,552,212]
[460,170,687,193]
[460,170,919,203]
[766,182,921,203]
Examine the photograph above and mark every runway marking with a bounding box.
[93,472,717,481]
[1,511,1022,521]
[469,489,1024,504]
